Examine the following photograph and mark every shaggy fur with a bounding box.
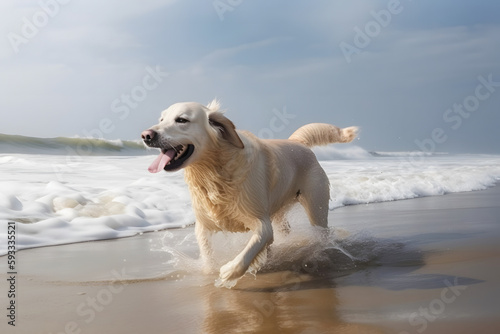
[142,100,358,284]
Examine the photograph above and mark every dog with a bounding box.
[141,100,358,284]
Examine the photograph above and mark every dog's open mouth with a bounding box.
[148,144,195,173]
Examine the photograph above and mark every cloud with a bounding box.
[198,38,290,66]
[0,0,499,152]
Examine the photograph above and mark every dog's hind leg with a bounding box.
[298,168,330,228]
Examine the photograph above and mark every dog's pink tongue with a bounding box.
[148,150,176,173]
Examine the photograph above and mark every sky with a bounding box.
[1,0,499,153]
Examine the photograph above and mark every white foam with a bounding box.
[312,144,373,160]
[325,155,500,208]
[0,154,193,254]
[0,152,499,255]
[370,151,446,157]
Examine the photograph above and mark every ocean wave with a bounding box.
[0,153,499,254]
[0,133,149,156]
[312,145,373,160]
[324,158,500,209]
[310,145,448,161]
[1,133,449,160]
[370,151,448,158]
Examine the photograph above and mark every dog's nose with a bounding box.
[141,129,157,142]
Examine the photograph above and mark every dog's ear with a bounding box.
[208,112,244,149]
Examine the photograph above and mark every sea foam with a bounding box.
[0,143,499,255]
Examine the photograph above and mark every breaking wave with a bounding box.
[0,133,150,156]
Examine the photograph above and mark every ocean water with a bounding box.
[1,134,499,255]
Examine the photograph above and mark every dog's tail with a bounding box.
[288,123,358,148]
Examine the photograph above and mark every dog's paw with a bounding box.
[219,260,246,281]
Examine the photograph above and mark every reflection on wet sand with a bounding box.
[200,271,383,334]
[10,186,500,334]
[192,231,421,334]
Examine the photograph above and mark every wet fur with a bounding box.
[145,100,358,284]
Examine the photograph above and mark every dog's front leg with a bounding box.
[219,218,273,281]
[195,221,214,273]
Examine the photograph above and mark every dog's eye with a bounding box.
[175,117,189,123]
[160,118,164,122]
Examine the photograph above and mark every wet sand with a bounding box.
[2,186,500,334]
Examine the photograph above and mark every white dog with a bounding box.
[142,100,357,284]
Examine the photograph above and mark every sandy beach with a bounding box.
[2,185,500,334]
[2,1,500,333]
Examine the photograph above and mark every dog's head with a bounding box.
[142,100,244,173]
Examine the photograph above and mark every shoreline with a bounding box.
[3,181,498,256]
[1,186,500,333]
